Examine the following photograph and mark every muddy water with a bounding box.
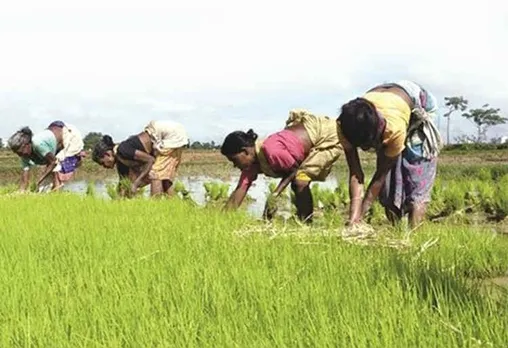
[61,175,340,217]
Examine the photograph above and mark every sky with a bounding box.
[0,0,507,145]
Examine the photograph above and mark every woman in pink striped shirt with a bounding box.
[220,110,342,222]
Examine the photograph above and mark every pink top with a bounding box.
[238,129,306,189]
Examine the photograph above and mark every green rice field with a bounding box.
[0,149,507,347]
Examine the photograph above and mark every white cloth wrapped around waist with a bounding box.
[377,80,443,160]
[144,120,189,151]
[55,123,84,162]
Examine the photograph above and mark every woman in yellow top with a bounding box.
[337,80,442,227]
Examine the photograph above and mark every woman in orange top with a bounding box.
[337,80,441,227]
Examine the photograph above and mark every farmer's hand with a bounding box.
[263,204,275,220]
[263,194,278,220]
[345,215,362,227]
[130,182,139,195]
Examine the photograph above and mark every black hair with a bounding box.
[338,98,379,147]
[220,129,258,156]
[19,127,32,137]
[7,127,33,152]
[92,135,115,163]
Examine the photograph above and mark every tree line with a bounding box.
[77,98,505,151]
[80,132,221,151]
[0,133,221,151]
[0,96,505,150]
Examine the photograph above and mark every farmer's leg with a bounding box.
[150,179,164,197]
[376,149,402,226]
[291,179,313,223]
[162,180,175,196]
[408,203,427,228]
[384,206,402,225]
[164,149,181,197]
[152,148,181,197]
[52,172,63,190]
[402,153,437,229]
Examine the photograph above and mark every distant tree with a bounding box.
[454,134,476,144]
[190,141,203,149]
[490,136,502,145]
[189,140,220,150]
[462,104,507,143]
[443,96,468,145]
[0,138,3,148]
[83,132,103,150]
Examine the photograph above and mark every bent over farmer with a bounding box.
[220,109,342,223]
[337,80,443,227]
[8,121,85,192]
[92,120,189,197]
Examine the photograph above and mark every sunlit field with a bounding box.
[0,149,507,347]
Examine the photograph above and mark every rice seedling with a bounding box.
[477,180,496,214]
[477,167,493,182]
[106,182,118,200]
[442,182,466,215]
[85,180,96,197]
[365,201,386,225]
[0,184,17,195]
[492,183,508,221]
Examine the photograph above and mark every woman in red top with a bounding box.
[220,110,342,222]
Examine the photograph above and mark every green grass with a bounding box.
[0,194,507,347]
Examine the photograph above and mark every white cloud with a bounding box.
[0,0,507,143]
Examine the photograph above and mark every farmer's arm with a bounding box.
[118,185,128,197]
[272,169,298,197]
[344,144,365,224]
[357,127,405,219]
[261,144,302,217]
[359,152,397,219]
[225,185,249,210]
[36,153,58,187]
[19,169,30,191]
[114,161,130,198]
[262,167,301,219]
[130,150,155,193]
[224,168,256,210]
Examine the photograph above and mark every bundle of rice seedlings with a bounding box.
[174,181,191,199]
[204,182,230,202]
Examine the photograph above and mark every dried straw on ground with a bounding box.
[234,220,416,250]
